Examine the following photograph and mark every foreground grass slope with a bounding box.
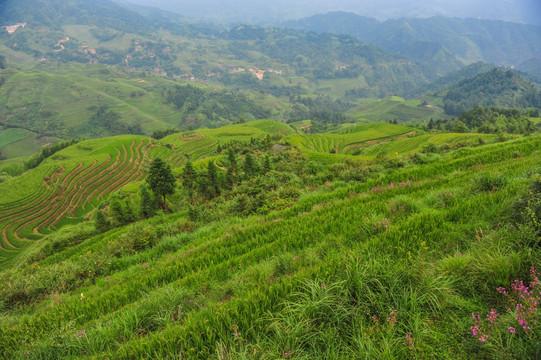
[0,130,540,359]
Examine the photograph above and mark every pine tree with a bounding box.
[147,158,176,213]
[109,197,125,225]
[263,154,272,173]
[94,209,110,233]
[207,161,219,198]
[243,153,258,178]
[226,147,238,187]
[182,160,197,205]
[227,148,237,171]
[139,184,156,218]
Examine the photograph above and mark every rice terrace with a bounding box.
[1,0,541,359]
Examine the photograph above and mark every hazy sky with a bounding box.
[119,0,541,24]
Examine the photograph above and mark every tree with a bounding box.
[453,120,468,133]
[123,199,137,223]
[207,161,219,198]
[109,197,126,225]
[427,118,435,130]
[243,153,258,178]
[139,184,156,218]
[147,158,176,213]
[226,148,238,188]
[263,154,272,173]
[227,148,237,171]
[182,161,197,205]
[94,209,110,233]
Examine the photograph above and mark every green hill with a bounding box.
[443,68,541,115]
[0,120,539,358]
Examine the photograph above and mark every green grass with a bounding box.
[1,120,541,359]
[0,128,32,149]
[0,67,182,139]
[0,131,59,160]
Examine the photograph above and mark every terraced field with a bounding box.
[287,123,418,157]
[348,96,444,123]
[1,133,540,359]
[354,133,498,156]
[162,120,296,162]
[0,136,159,263]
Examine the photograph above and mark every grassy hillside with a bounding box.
[0,66,182,139]
[0,120,482,265]
[0,126,539,358]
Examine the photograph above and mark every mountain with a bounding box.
[417,62,497,94]
[443,68,541,115]
[0,0,161,33]
[284,12,541,74]
[118,0,541,25]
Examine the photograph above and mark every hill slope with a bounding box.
[443,68,541,115]
[0,127,539,358]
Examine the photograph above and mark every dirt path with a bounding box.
[214,160,227,171]
[180,133,205,141]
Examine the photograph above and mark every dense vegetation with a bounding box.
[432,106,540,134]
[443,69,541,115]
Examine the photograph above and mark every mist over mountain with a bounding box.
[117,0,541,25]
[284,12,541,74]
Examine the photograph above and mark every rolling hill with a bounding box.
[0,133,188,265]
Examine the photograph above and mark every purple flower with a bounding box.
[509,327,516,334]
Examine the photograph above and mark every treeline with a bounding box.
[152,128,178,140]
[162,84,271,129]
[24,138,80,170]
[286,95,353,131]
[88,105,142,136]
[425,106,539,134]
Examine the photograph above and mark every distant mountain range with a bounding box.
[116,0,541,26]
[284,12,541,74]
